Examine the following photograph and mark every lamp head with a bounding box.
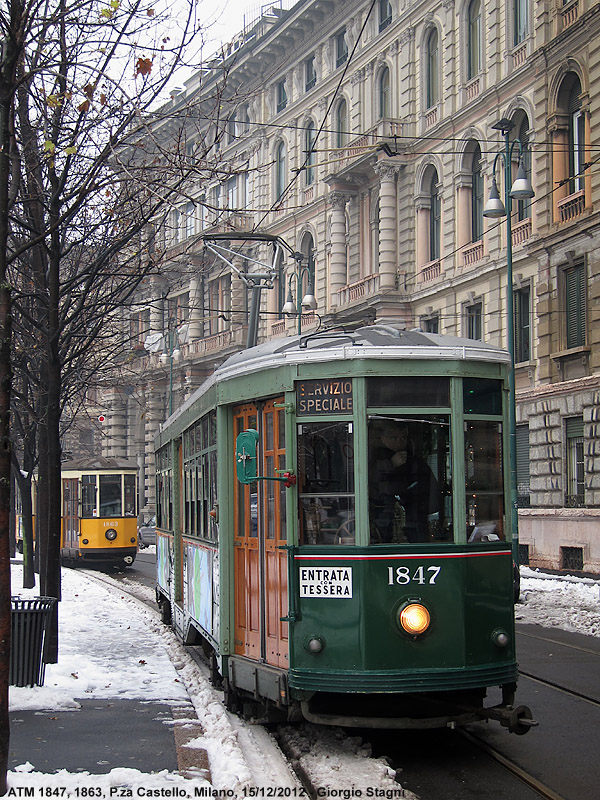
[510,160,535,199]
[282,289,296,316]
[483,177,506,218]
[301,283,317,311]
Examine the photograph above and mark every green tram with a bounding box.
[154,325,535,733]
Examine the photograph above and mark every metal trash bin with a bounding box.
[10,596,57,687]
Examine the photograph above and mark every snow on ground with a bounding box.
[518,566,600,637]
[6,562,600,796]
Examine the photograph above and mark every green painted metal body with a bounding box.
[154,330,522,724]
[288,543,517,694]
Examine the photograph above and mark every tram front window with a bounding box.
[99,474,122,517]
[368,416,451,544]
[297,421,355,545]
[465,420,505,541]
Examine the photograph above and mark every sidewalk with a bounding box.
[8,560,211,791]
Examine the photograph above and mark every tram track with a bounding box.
[458,728,567,800]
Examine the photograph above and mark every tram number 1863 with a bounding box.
[387,565,441,585]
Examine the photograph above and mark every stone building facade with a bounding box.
[100,0,600,574]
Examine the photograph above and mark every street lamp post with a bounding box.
[281,253,317,335]
[483,119,535,564]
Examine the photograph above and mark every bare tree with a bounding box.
[0,0,235,789]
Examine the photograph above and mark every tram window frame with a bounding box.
[182,411,218,543]
[297,420,355,546]
[124,474,136,517]
[99,474,122,518]
[464,419,506,543]
[81,475,97,518]
[156,445,172,531]
[367,414,452,545]
[367,376,449,408]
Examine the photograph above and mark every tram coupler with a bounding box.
[478,703,538,735]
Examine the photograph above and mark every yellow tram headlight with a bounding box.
[399,602,431,636]
[105,528,118,542]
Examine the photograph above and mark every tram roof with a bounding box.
[161,325,510,433]
[61,456,138,472]
[217,325,511,379]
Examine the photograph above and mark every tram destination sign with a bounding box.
[296,378,353,415]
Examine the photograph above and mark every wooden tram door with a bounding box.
[233,400,288,668]
[62,478,79,548]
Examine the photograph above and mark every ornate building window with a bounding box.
[471,143,483,242]
[513,0,528,46]
[514,284,531,362]
[564,260,586,349]
[565,417,585,507]
[275,141,287,201]
[336,99,348,148]
[305,121,316,186]
[379,66,390,119]
[467,0,482,80]
[465,301,482,340]
[426,28,439,109]
[276,79,287,112]
[552,72,589,223]
[379,0,392,32]
[305,55,316,91]
[335,29,348,67]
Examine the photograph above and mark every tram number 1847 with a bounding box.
[387,565,441,585]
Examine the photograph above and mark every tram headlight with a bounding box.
[105,528,118,541]
[398,602,431,636]
[491,628,510,648]
[304,636,325,654]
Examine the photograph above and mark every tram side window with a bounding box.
[297,421,355,545]
[368,416,451,544]
[156,446,172,531]
[81,475,97,518]
[99,474,122,517]
[465,420,505,541]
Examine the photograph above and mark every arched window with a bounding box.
[467,0,481,81]
[300,232,315,294]
[471,143,483,241]
[429,169,441,261]
[336,99,348,148]
[568,77,585,194]
[426,28,439,109]
[379,66,390,119]
[275,141,287,201]
[305,121,316,186]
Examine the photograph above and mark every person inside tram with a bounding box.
[368,420,440,544]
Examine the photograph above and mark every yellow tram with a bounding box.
[60,456,139,567]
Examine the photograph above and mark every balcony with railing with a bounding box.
[418,260,441,284]
[512,42,528,70]
[561,0,579,30]
[337,274,380,306]
[462,241,484,267]
[557,189,585,223]
[512,218,532,247]
[465,78,480,102]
